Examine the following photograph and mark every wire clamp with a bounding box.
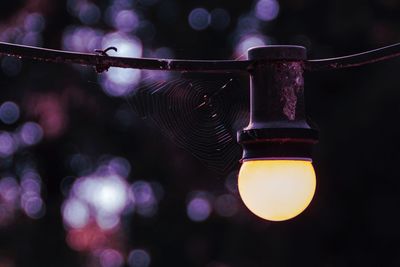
[94,46,118,73]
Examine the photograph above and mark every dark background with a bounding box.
[1,0,400,266]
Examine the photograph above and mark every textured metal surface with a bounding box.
[246,61,308,129]
[238,46,318,160]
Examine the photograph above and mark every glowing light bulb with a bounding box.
[238,159,316,221]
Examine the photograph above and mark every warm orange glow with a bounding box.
[238,160,316,221]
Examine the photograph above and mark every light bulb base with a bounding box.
[238,127,318,161]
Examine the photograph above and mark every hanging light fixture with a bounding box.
[237,46,318,221]
[1,41,399,221]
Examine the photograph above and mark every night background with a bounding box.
[0,0,400,266]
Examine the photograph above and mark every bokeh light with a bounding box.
[0,110,44,158]
[62,198,90,229]
[99,248,124,267]
[0,11,45,46]
[188,8,210,31]
[78,2,101,25]
[20,172,41,194]
[0,177,20,205]
[104,1,136,28]
[20,169,45,219]
[102,32,142,58]
[235,34,269,58]
[114,10,139,32]
[255,0,280,22]
[108,157,132,178]
[24,13,46,33]
[0,168,45,225]
[0,132,17,158]
[0,176,19,226]
[128,249,151,267]
[25,93,68,139]
[62,156,164,235]
[186,192,212,222]
[62,26,104,52]
[96,213,121,230]
[0,101,20,125]
[100,32,142,96]
[61,155,165,257]
[66,225,108,251]
[131,180,158,217]
[63,166,131,231]
[72,174,129,216]
[21,195,45,219]
[18,122,44,146]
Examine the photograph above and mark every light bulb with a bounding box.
[238,159,316,221]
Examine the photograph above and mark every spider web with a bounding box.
[128,73,249,176]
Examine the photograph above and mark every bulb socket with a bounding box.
[238,45,318,161]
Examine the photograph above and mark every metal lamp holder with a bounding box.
[238,46,318,161]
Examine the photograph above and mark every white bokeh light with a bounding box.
[73,174,129,215]
[235,34,269,58]
[100,32,142,96]
[62,158,136,230]
[62,198,90,229]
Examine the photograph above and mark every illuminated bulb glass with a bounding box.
[238,160,316,221]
